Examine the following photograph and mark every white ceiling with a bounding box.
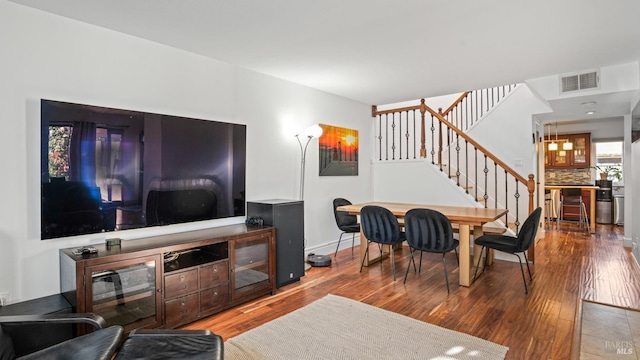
[8,0,640,121]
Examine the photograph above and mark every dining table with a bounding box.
[336,202,508,287]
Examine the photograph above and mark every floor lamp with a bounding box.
[296,124,323,201]
[295,124,324,270]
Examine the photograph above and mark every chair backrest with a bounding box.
[515,207,543,252]
[333,198,358,229]
[404,208,456,253]
[360,205,402,245]
[561,188,583,197]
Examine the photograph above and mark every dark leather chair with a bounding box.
[332,198,360,257]
[403,208,459,293]
[0,313,223,360]
[359,205,406,280]
[473,207,542,294]
[557,188,589,231]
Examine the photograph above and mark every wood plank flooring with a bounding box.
[184,224,640,359]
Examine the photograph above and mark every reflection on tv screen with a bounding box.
[40,99,246,240]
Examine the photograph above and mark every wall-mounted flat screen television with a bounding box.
[40,99,246,240]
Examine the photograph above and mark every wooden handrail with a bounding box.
[440,91,470,117]
[374,104,421,116]
[421,102,529,186]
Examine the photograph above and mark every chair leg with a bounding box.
[454,248,459,266]
[515,254,529,294]
[334,232,345,257]
[351,233,355,256]
[523,251,532,281]
[442,254,450,294]
[390,246,396,281]
[377,244,384,271]
[473,246,486,282]
[418,251,424,273]
[581,202,590,232]
[359,241,371,273]
[404,248,416,284]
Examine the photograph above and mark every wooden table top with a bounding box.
[337,201,508,226]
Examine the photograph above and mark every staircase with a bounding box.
[371,85,535,236]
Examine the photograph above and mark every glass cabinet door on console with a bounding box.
[230,234,273,301]
[84,255,162,333]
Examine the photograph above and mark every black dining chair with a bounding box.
[359,205,406,281]
[332,198,360,257]
[403,208,459,293]
[473,207,542,294]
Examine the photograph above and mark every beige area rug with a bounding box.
[225,294,508,359]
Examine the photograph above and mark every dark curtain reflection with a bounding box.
[69,121,97,185]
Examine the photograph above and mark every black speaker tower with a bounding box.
[247,199,304,287]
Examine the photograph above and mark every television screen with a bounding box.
[40,99,246,240]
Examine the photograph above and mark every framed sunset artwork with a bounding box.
[318,124,358,176]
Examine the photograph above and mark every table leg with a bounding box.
[589,188,596,233]
[459,224,471,286]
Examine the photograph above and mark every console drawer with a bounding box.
[199,260,229,288]
[200,284,229,313]
[164,268,198,299]
[164,293,199,328]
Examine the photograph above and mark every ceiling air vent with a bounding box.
[560,70,599,93]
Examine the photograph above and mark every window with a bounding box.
[48,125,124,201]
[48,125,72,180]
[594,141,623,182]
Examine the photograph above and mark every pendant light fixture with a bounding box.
[563,137,573,150]
[548,123,558,151]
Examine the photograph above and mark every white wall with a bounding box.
[0,2,372,302]
[466,85,549,175]
[372,160,478,206]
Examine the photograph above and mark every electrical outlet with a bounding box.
[0,292,9,306]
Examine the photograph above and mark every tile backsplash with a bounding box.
[545,168,593,185]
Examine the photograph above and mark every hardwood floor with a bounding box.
[184,224,640,359]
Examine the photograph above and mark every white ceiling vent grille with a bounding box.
[560,70,599,93]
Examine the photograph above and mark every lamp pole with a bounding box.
[296,134,313,201]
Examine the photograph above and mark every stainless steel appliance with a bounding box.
[613,194,624,225]
[595,180,612,224]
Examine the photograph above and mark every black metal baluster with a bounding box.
[412,110,416,159]
[475,147,478,204]
[404,111,410,160]
[385,113,389,160]
[455,134,461,187]
[391,113,397,160]
[399,111,404,159]
[430,114,436,165]
[504,170,508,227]
[465,140,469,194]
[378,114,382,161]
[514,177,521,232]
[448,128,452,179]
[483,155,489,208]
[494,162,498,209]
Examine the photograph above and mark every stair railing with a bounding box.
[372,99,535,236]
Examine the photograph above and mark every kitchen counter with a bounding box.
[545,185,599,233]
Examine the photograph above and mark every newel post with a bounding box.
[527,174,535,214]
[419,99,427,158]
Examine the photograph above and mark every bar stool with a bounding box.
[544,189,553,229]
[557,188,589,231]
